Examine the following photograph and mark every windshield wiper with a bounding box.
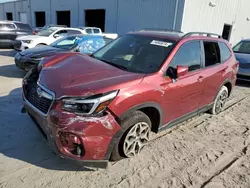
[94,57,128,70]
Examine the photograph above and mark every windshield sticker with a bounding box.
[124,55,133,61]
[150,40,173,47]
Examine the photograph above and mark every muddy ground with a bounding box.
[0,49,250,188]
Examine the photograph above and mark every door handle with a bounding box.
[198,76,203,82]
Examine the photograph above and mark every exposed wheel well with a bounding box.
[224,82,232,96]
[139,107,161,133]
[36,43,47,46]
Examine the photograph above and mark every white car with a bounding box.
[15,27,84,51]
[79,27,118,40]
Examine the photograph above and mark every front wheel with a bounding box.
[110,111,151,161]
[210,86,228,115]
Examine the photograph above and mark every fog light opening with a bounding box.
[58,132,85,156]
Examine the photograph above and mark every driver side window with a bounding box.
[170,41,202,72]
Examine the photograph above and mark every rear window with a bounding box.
[219,42,231,62]
[0,23,15,29]
[15,23,32,30]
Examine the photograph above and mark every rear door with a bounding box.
[163,40,205,123]
[200,41,229,106]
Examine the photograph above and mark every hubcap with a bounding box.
[215,90,228,113]
[123,122,150,158]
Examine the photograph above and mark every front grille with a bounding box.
[24,83,53,115]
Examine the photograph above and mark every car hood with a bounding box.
[235,53,250,69]
[16,35,47,40]
[39,53,145,98]
[20,46,64,58]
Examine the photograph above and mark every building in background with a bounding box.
[0,0,250,45]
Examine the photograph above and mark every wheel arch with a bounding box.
[213,79,233,102]
[118,102,163,133]
[36,43,47,46]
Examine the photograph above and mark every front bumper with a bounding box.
[22,93,121,168]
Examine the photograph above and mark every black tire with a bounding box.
[110,111,151,161]
[209,86,228,115]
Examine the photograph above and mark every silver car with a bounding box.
[233,39,250,81]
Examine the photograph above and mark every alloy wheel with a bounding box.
[123,122,150,158]
[215,90,228,114]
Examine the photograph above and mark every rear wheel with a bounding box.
[110,111,151,161]
[210,86,228,115]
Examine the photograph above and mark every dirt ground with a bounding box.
[0,49,250,188]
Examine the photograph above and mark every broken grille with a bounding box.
[24,83,53,115]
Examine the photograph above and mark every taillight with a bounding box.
[32,31,36,35]
[233,61,239,73]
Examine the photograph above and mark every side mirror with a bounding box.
[177,66,188,77]
[54,34,60,38]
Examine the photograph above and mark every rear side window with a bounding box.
[219,42,231,62]
[93,29,101,34]
[15,23,32,30]
[56,30,68,37]
[203,42,221,67]
[85,28,93,34]
[171,41,201,71]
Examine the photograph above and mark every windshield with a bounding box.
[233,41,250,54]
[51,36,83,50]
[37,28,57,37]
[93,35,175,73]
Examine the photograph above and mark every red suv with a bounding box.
[22,30,238,168]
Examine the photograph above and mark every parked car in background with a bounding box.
[233,39,250,81]
[0,21,33,48]
[21,30,238,167]
[14,27,84,51]
[15,35,113,71]
[79,27,118,39]
[33,24,67,35]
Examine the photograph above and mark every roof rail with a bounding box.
[182,32,222,39]
[139,28,183,33]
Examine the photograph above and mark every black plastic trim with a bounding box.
[158,104,213,132]
[119,102,163,127]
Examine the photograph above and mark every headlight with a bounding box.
[22,40,33,44]
[62,90,119,115]
[33,57,44,61]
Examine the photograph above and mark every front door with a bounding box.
[161,41,205,125]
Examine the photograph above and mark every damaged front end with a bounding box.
[22,64,121,168]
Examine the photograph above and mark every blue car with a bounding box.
[233,39,250,81]
[15,35,113,71]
